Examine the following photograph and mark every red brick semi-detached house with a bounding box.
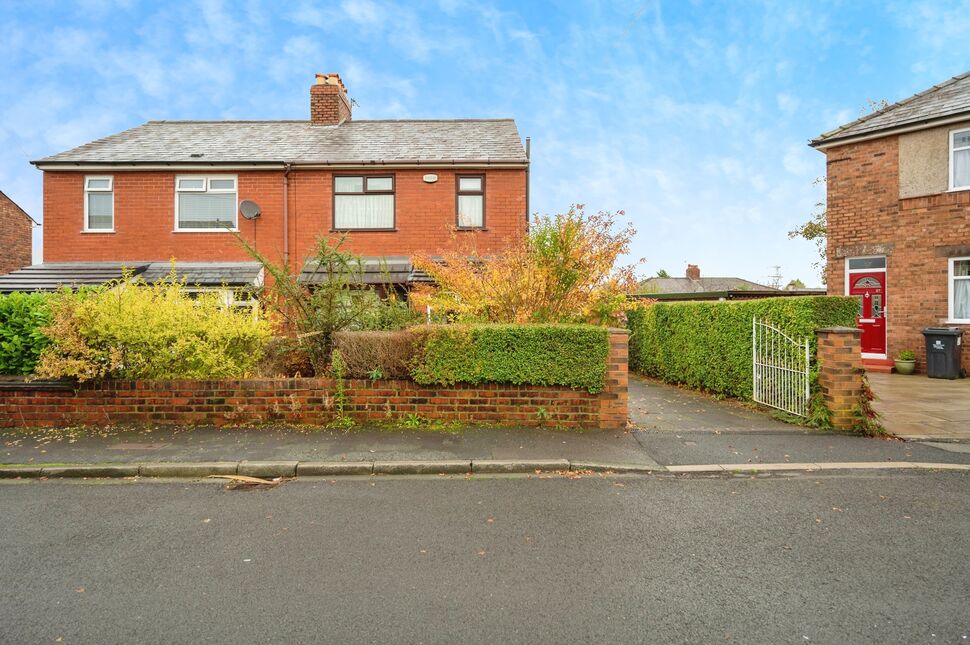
[0,73,529,296]
[810,71,970,375]
[0,190,36,275]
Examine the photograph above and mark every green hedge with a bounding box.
[410,324,610,393]
[0,292,52,375]
[627,296,858,399]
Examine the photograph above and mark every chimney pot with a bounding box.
[686,264,700,280]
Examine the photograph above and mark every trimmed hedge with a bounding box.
[0,292,51,375]
[627,296,858,399]
[410,324,610,393]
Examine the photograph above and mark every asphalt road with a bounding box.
[2,472,970,644]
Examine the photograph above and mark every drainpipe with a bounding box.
[283,162,292,269]
[525,136,531,232]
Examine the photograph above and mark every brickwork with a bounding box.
[815,327,865,430]
[0,192,32,274]
[42,168,527,271]
[310,75,352,125]
[0,331,629,430]
[824,135,970,372]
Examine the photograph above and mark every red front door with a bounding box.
[849,271,887,354]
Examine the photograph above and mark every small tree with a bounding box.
[412,205,642,325]
[788,177,827,284]
[238,234,417,374]
[655,269,670,278]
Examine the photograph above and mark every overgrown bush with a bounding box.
[333,329,426,379]
[0,292,51,375]
[627,296,858,399]
[411,206,641,325]
[410,324,609,393]
[36,276,273,381]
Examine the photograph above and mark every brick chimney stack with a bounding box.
[686,264,701,280]
[310,73,352,125]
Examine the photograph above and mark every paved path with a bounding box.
[628,374,970,466]
[0,425,658,468]
[2,473,969,643]
[629,374,795,433]
[869,372,970,440]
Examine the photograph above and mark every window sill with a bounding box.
[943,320,970,325]
[81,230,115,234]
[172,228,240,233]
[330,228,397,233]
[946,186,970,193]
[455,227,488,232]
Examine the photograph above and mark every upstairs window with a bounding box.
[333,175,394,230]
[950,128,970,190]
[456,175,484,228]
[950,257,970,322]
[175,176,237,231]
[84,176,113,231]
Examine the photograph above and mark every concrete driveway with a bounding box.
[869,372,970,441]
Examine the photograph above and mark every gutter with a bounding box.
[810,111,970,150]
[283,162,292,268]
[32,159,530,171]
[525,137,531,231]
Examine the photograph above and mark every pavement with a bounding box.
[2,374,970,477]
[869,371,970,440]
[3,472,970,643]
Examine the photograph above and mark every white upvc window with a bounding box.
[950,128,970,191]
[175,175,238,231]
[456,175,485,228]
[949,257,970,323]
[84,176,114,231]
[333,175,395,230]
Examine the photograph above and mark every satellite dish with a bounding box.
[239,200,261,220]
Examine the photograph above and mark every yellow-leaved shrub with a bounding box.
[35,277,273,381]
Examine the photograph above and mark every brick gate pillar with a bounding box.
[815,327,865,430]
[599,328,630,430]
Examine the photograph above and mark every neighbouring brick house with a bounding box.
[811,71,970,374]
[0,190,36,275]
[0,73,528,295]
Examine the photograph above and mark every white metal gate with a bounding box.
[752,317,810,417]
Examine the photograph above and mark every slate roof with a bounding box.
[300,257,434,285]
[638,276,777,295]
[812,71,970,146]
[0,261,262,293]
[0,262,147,294]
[33,119,528,166]
[140,262,263,287]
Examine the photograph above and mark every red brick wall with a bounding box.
[824,136,970,372]
[43,168,527,270]
[0,331,627,430]
[0,193,32,274]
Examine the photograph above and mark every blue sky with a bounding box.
[3,0,970,286]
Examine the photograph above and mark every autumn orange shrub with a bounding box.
[411,206,642,325]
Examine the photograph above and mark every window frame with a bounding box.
[948,256,970,323]
[173,174,239,232]
[949,127,970,191]
[455,174,486,230]
[331,173,396,232]
[83,175,114,233]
